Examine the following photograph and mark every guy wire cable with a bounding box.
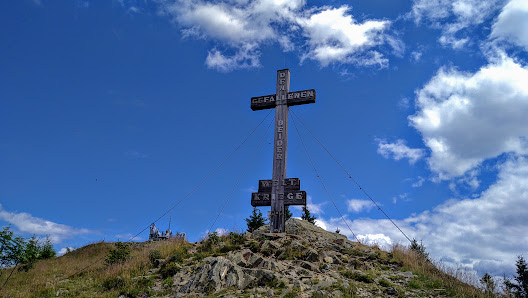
[290,113,361,243]
[65,109,273,279]
[291,110,413,244]
[207,117,274,234]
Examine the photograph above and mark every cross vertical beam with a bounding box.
[270,69,290,233]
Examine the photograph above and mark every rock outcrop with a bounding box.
[151,219,451,297]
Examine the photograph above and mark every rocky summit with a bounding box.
[2,218,482,297]
[152,219,456,297]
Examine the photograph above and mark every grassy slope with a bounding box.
[1,235,486,297]
[0,239,187,297]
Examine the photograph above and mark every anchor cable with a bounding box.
[207,117,274,234]
[65,109,273,279]
[290,114,361,243]
[291,110,412,244]
[130,109,273,241]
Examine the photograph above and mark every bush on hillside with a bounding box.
[105,242,130,265]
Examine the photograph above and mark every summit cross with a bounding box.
[250,69,316,233]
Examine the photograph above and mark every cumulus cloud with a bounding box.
[410,55,528,179]
[205,45,261,72]
[377,139,425,164]
[0,204,91,243]
[411,0,506,48]
[412,176,425,188]
[215,228,229,236]
[347,199,376,213]
[58,247,75,256]
[490,0,528,51]
[318,156,528,276]
[298,6,390,67]
[155,0,397,70]
[293,195,326,215]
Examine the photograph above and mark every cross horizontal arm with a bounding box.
[251,191,307,206]
[258,178,300,193]
[251,89,316,111]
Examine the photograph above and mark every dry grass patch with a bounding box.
[391,244,483,297]
[0,238,189,297]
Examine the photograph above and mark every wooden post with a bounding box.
[270,69,290,233]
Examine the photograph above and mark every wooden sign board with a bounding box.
[251,191,306,207]
[258,178,300,193]
[251,89,316,111]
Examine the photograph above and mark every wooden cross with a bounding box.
[250,69,316,233]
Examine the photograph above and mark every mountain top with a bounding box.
[1,219,483,297]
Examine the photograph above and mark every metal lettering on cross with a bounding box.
[250,69,316,233]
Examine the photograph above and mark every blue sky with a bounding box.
[1,0,527,278]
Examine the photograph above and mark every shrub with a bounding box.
[149,250,161,267]
[352,272,374,283]
[226,232,245,245]
[159,261,180,279]
[199,232,219,253]
[105,242,130,265]
[171,245,189,263]
[379,279,392,287]
[102,276,126,290]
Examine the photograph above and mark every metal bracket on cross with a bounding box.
[250,69,316,233]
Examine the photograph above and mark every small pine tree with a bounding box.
[480,273,496,296]
[410,238,429,261]
[38,236,56,259]
[245,207,267,233]
[284,206,293,221]
[504,256,528,298]
[301,206,316,224]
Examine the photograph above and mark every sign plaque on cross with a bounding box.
[250,69,316,233]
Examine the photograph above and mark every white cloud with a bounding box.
[155,0,397,70]
[347,199,376,213]
[411,0,506,48]
[410,51,422,62]
[392,193,410,204]
[115,233,144,242]
[412,176,425,188]
[377,139,425,164]
[58,247,75,256]
[318,156,528,277]
[205,45,261,72]
[297,6,390,67]
[0,204,91,243]
[357,233,393,250]
[215,228,229,236]
[125,150,149,159]
[410,55,528,179]
[293,195,326,215]
[490,0,528,51]
[399,97,410,109]
[314,219,326,230]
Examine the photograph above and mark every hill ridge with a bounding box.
[1,218,483,297]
